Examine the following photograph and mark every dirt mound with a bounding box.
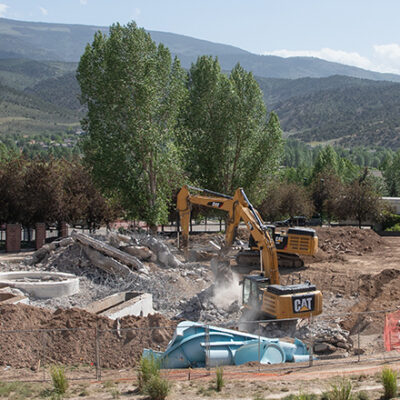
[341,268,400,335]
[0,304,176,369]
[316,226,383,254]
[302,226,384,263]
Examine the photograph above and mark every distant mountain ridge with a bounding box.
[1,17,400,149]
[1,17,400,82]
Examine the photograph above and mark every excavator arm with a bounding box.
[177,185,234,248]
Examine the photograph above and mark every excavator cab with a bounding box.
[242,275,269,310]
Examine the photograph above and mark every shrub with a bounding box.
[137,356,160,392]
[356,391,369,400]
[325,379,353,400]
[381,367,397,399]
[50,365,68,395]
[144,374,170,400]
[283,394,318,400]
[386,223,400,232]
[381,211,400,230]
[215,366,224,392]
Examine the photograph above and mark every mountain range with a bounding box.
[1,17,400,149]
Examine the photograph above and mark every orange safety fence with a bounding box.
[384,310,400,351]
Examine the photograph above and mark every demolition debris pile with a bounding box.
[0,225,398,363]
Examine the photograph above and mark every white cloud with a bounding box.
[372,44,400,74]
[263,45,400,75]
[80,0,88,5]
[39,6,48,16]
[0,3,9,17]
[264,48,373,71]
[131,7,141,19]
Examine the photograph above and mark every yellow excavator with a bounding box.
[177,185,322,320]
[177,185,318,268]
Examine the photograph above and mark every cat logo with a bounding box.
[207,201,223,208]
[292,294,315,313]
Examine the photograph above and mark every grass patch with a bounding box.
[102,380,115,389]
[322,379,354,400]
[0,381,44,399]
[283,394,318,400]
[381,367,397,399]
[215,366,224,392]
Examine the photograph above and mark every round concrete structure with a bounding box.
[0,272,79,299]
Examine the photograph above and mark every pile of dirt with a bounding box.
[341,268,400,335]
[304,226,384,263]
[0,304,176,369]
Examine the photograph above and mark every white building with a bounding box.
[382,197,400,214]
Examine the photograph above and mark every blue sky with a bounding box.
[2,0,400,74]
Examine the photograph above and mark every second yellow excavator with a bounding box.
[177,185,322,321]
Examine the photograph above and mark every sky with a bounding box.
[2,0,400,74]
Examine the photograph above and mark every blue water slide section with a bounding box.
[142,321,311,369]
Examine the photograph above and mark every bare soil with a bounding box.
[0,304,176,369]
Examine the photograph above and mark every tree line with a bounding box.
[75,22,400,230]
[0,156,113,231]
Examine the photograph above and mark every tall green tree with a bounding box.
[382,150,400,196]
[179,57,282,198]
[336,169,383,228]
[77,22,187,227]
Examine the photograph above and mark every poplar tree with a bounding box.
[179,57,283,198]
[77,22,187,228]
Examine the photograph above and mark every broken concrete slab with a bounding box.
[72,231,145,271]
[85,291,154,319]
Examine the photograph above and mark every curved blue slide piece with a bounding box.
[142,321,311,369]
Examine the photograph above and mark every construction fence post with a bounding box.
[258,321,261,371]
[41,330,46,382]
[95,325,101,381]
[309,314,313,367]
[205,324,210,374]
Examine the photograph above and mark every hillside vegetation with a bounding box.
[0,80,81,137]
[1,18,400,150]
[274,83,400,148]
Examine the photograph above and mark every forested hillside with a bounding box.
[274,83,400,148]
[0,79,81,148]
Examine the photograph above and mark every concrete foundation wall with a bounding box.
[0,272,79,299]
[85,292,154,319]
